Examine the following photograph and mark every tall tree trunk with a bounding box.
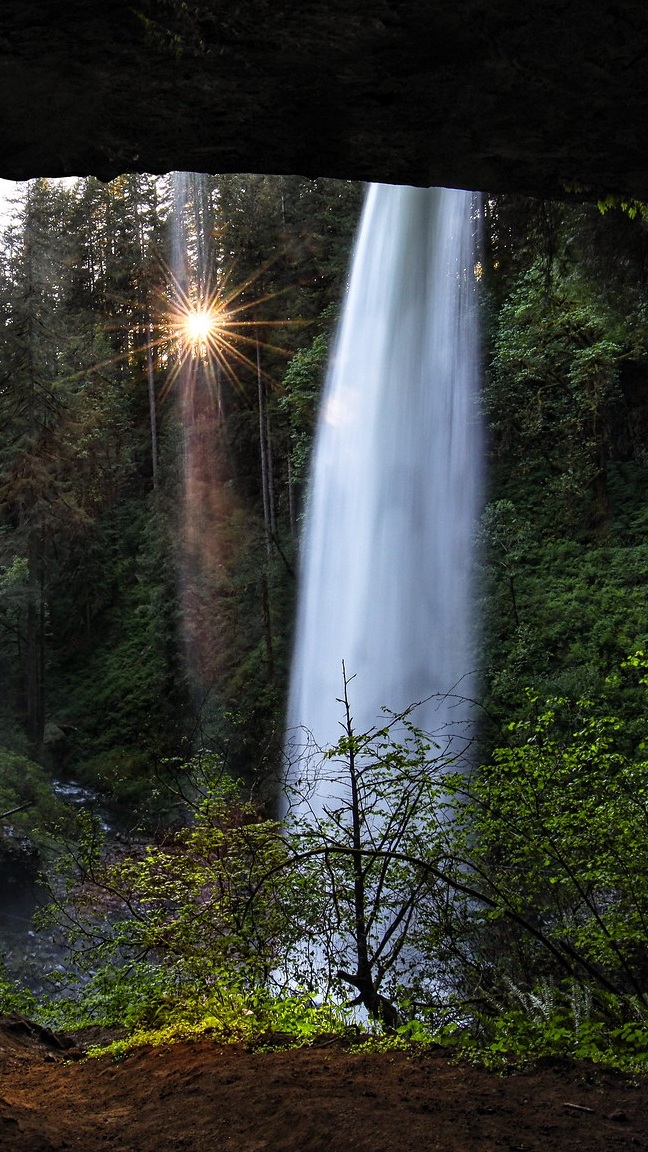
[146,324,158,489]
[260,572,274,679]
[287,456,297,544]
[256,334,273,555]
[24,201,45,747]
[134,184,159,490]
[265,400,276,538]
[26,530,44,746]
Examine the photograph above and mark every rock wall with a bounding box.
[2,1,648,197]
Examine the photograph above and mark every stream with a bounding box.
[0,780,126,997]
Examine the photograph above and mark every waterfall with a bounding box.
[286,183,482,814]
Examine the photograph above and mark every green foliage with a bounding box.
[0,171,358,793]
[597,194,648,222]
[481,199,648,723]
[0,961,38,1017]
[452,983,648,1072]
[487,261,624,524]
[481,519,648,712]
[7,179,648,1080]
[279,327,330,485]
[83,986,354,1060]
[44,763,295,986]
[423,664,648,1032]
[0,748,75,851]
[46,961,174,1032]
[19,666,648,1073]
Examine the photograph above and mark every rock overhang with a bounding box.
[2,1,648,199]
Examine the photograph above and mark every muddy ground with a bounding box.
[0,1015,646,1151]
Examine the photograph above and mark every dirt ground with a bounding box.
[0,1015,647,1151]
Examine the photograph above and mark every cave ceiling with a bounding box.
[2,1,648,199]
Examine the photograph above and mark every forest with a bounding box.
[1,173,648,1070]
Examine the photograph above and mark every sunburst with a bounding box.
[181,308,217,347]
[159,256,301,408]
[164,256,301,689]
[53,251,303,417]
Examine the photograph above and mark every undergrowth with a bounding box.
[432,995,648,1074]
[84,990,359,1061]
[3,959,648,1071]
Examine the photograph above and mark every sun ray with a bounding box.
[43,238,301,447]
[155,251,306,409]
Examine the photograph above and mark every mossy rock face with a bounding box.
[2,4,648,199]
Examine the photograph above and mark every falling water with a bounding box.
[286,183,482,811]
